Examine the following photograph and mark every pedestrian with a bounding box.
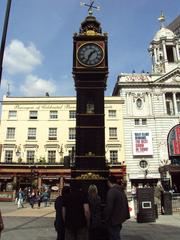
[42,189,49,207]
[36,190,43,208]
[104,175,130,240]
[17,188,25,209]
[154,181,164,214]
[54,186,70,240]
[62,182,90,240]
[88,184,102,240]
[14,190,19,205]
[0,210,4,239]
[29,189,36,208]
[131,184,137,199]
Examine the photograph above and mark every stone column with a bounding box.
[162,93,166,114]
[173,46,177,62]
[148,92,152,115]
[153,47,157,63]
[162,41,168,61]
[38,176,42,189]
[173,93,178,115]
[176,42,180,61]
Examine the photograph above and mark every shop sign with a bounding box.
[132,131,153,156]
[168,125,180,156]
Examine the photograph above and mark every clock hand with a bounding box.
[87,50,96,61]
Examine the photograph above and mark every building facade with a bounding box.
[113,15,180,193]
[0,96,125,191]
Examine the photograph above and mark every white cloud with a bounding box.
[20,74,56,96]
[4,39,42,75]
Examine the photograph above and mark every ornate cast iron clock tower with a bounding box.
[71,1,109,196]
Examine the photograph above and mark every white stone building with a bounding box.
[113,14,180,193]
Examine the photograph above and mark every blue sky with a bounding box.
[0,0,179,98]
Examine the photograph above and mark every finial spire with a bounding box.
[158,11,165,28]
[80,0,100,15]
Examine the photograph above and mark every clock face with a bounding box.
[77,43,104,67]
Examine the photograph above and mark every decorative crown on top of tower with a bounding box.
[79,15,102,35]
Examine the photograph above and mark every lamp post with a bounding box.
[30,165,38,189]
[59,145,64,163]
[0,0,12,85]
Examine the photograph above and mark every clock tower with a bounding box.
[71,3,109,195]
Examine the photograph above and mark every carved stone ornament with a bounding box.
[131,93,146,103]
[155,62,164,74]
[173,75,180,82]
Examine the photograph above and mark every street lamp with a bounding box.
[59,144,64,163]
[0,0,12,85]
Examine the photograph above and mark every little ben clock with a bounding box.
[77,42,104,67]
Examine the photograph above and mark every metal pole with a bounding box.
[0,0,12,86]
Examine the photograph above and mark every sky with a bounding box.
[0,0,179,98]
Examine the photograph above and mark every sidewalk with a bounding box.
[123,213,180,240]
[1,202,180,240]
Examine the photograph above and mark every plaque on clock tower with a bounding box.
[71,1,109,200]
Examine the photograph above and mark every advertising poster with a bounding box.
[132,130,153,156]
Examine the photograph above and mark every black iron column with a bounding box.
[0,0,12,85]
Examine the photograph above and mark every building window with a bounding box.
[176,93,180,113]
[48,128,57,140]
[27,150,35,163]
[50,110,58,119]
[109,128,117,139]
[8,110,17,119]
[142,118,147,125]
[134,119,140,125]
[27,128,36,140]
[108,110,116,118]
[69,128,76,140]
[29,111,38,119]
[6,128,15,139]
[165,93,174,115]
[166,46,175,63]
[48,150,56,163]
[134,119,147,125]
[136,98,143,109]
[69,110,76,119]
[86,102,94,114]
[110,150,118,164]
[5,150,13,163]
[139,159,148,169]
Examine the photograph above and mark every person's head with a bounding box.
[62,185,70,197]
[70,181,82,192]
[88,184,98,198]
[107,175,117,188]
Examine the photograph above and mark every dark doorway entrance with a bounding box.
[171,173,180,193]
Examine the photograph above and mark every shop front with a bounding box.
[0,164,71,201]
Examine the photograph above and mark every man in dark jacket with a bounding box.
[62,182,90,240]
[54,186,70,240]
[105,175,130,240]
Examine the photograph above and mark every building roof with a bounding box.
[153,27,175,41]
